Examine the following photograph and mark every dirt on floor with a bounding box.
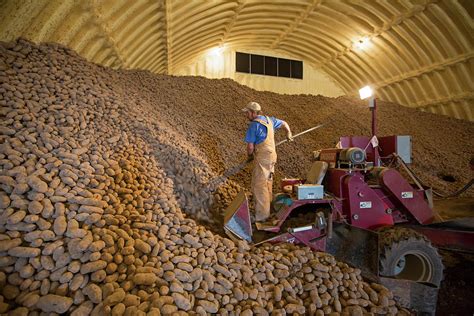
[437,250,474,316]
[435,197,474,316]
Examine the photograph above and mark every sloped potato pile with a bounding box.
[0,38,408,315]
[115,68,473,204]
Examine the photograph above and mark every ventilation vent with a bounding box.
[236,52,303,79]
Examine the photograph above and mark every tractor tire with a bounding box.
[378,227,444,287]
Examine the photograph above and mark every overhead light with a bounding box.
[354,37,371,50]
[208,46,224,57]
[207,46,225,74]
[359,86,373,100]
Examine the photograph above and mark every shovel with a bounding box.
[275,123,325,146]
[207,123,325,192]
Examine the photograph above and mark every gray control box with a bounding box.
[296,184,324,200]
[397,135,412,164]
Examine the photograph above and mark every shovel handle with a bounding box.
[275,123,325,147]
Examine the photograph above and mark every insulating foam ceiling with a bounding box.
[1,0,473,120]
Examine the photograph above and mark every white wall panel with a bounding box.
[174,48,344,97]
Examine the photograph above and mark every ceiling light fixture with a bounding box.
[354,37,371,50]
[209,46,224,57]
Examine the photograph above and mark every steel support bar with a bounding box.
[408,226,474,253]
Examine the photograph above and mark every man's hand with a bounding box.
[287,132,294,142]
[282,121,293,142]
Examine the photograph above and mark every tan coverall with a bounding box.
[251,117,277,222]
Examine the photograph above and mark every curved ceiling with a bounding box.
[1,0,473,120]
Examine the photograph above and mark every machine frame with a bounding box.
[224,134,474,314]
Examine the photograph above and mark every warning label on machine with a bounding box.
[401,191,413,199]
[360,201,372,209]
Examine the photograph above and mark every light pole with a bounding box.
[359,85,380,166]
[358,85,376,137]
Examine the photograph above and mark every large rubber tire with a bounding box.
[378,227,444,287]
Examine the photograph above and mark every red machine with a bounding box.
[224,134,474,314]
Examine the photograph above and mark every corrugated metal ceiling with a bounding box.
[1,0,472,120]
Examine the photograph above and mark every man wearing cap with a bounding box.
[242,101,293,223]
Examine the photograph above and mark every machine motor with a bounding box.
[339,147,366,164]
[317,147,366,166]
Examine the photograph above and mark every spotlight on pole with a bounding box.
[359,85,379,166]
[359,85,373,100]
[359,85,377,136]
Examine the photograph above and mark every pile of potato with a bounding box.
[0,39,406,315]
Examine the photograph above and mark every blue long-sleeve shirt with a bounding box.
[244,115,283,145]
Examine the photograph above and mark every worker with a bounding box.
[242,101,293,222]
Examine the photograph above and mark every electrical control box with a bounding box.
[295,184,324,200]
[379,135,412,163]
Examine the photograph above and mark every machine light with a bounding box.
[359,85,373,100]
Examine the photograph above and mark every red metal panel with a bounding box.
[254,232,295,245]
[325,169,348,197]
[343,174,394,229]
[380,169,434,224]
[266,199,335,233]
[373,188,409,223]
[340,136,370,149]
[255,228,327,252]
[379,135,397,159]
[290,228,326,251]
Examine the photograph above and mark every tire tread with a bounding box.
[378,227,444,286]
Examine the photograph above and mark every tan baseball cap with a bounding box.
[241,101,261,112]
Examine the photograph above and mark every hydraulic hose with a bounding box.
[394,154,473,199]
